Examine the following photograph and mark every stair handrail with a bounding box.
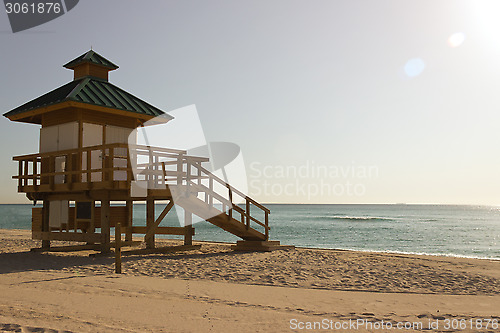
[180,158,270,239]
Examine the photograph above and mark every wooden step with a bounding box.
[231,240,295,252]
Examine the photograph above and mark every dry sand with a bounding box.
[0,229,498,332]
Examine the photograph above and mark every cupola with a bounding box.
[63,50,119,81]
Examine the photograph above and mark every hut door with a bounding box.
[40,122,78,184]
[49,200,69,230]
[82,123,103,182]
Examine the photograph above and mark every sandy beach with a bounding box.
[0,229,499,332]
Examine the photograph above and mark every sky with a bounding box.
[1,0,500,205]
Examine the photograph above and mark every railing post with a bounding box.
[66,153,72,189]
[49,156,55,190]
[18,160,22,189]
[101,147,106,182]
[177,153,183,186]
[204,183,209,204]
[186,159,191,195]
[152,154,156,188]
[160,161,166,187]
[23,160,28,187]
[109,147,115,188]
[127,145,134,186]
[228,187,233,220]
[33,157,38,188]
[197,162,202,186]
[265,211,269,240]
[76,147,82,184]
[209,177,213,207]
[246,199,250,230]
[86,149,91,185]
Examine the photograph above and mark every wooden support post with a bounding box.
[41,200,50,249]
[125,200,133,242]
[115,222,122,274]
[184,209,193,246]
[86,201,95,244]
[146,198,155,249]
[100,199,111,253]
[144,201,174,243]
[90,200,95,234]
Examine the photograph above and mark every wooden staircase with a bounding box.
[152,155,292,251]
[162,158,271,242]
[174,195,267,241]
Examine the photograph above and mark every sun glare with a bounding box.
[448,32,466,48]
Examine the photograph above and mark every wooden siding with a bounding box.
[81,109,138,128]
[32,208,42,232]
[73,63,110,81]
[41,108,79,127]
[32,206,128,233]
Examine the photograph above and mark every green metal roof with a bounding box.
[3,77,170,119]
[63,50,119,70]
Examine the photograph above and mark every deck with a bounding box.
[13,143,270,250]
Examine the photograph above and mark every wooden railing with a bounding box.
[160,159,270,239]
[13,143,270,239]
[14,143,133,190]
[13,143,204,190]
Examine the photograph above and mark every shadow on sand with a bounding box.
[0,247,242,275]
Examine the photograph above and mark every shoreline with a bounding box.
[2,228,498,262]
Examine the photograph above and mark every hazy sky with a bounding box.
[1,0,500,205]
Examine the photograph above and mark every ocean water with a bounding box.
[0,204,498,260]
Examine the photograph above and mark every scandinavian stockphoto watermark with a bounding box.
[3,0,79,33]
[249,161,378,200]
[128,105,249,226]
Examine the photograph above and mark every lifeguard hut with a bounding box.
[4,50,280,253]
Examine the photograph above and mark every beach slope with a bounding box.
[0,229,498,332]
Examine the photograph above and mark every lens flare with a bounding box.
[404,58,426,78]
[448,32,466,47]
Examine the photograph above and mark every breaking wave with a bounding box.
[316,215,396,222]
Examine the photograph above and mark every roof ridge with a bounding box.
[83,50,93,60]
[101,80,169,117]
[66,77,89,100]
[2,80,82,118]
